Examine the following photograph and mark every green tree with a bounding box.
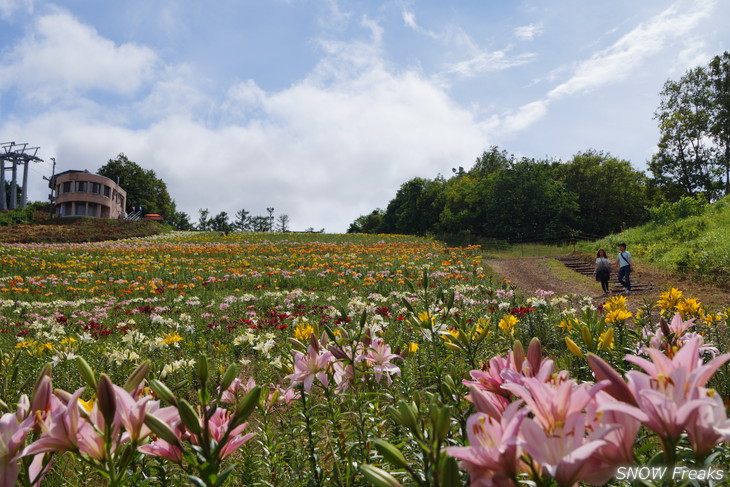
[709,51,730,194]
[470,146,512,177]
[97,154,176,219]
[249,216,270,232]
[556,150,649,236]
[168,210,195,231]
[649,67,720,200]
[197,208,210,231]
[276,214,290,232]
[381,177,445,235]
[3,181,22,208]
[476,158,578,240]
[210,211,232,233]
[233,209,250,231]
[347,209,384,233]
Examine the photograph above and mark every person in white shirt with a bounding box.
[594,249,611,294]
[617,242,633,294]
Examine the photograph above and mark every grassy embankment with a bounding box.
[580,196,730,287]
[0,212,167,243]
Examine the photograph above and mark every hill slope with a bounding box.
[581,196,730,287]
[0,218,166,243]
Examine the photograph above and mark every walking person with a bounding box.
[594,249,611,294]
[617,242,633,294]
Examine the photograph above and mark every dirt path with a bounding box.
[486,255,729,310]
[487,257,598,297]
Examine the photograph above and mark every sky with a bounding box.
[1,0,729,232]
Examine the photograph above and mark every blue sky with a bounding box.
[1,0,728,231]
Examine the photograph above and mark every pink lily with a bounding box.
[446,401,528,487]
[193,408,254,459]
[582,391,640,485]
[138,406,185,463]
[0,412,35,487]
[221,376,256,404]
[501,376,600,434]
[520,412,612,487]
[684,392,730,457]
[356,337,402,383]
[113,385,155,443]
[285,344,334,393]
[23,388,85,456]
[598,337,730,446]
[464,339,554,417]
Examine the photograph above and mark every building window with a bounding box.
[75,204,86,216]
[88,203,97,217]
[75,181,87,192]
[63,182,71,193]
[103,185,111,197]
[91,183,101,194]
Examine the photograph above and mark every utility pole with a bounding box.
[44,157,57,219]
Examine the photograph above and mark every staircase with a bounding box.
[556,256,654,294]
[125,210,143,221]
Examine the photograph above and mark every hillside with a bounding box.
[0,217,167,243]
[580,195,730,287]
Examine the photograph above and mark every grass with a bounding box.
[540,257,600,290]
[579,195,730,287]
[486,242,573,259]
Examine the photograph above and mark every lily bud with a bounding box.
[97,374,117,427]
[123,360,150,393]
[565,337,584,358]
[177,400,202,434]
[76,356,97,390]
[527,337,543,373]
[144,413,182,447]
[220,364,238,393]
[511,340,525,371]
[374,439,409,470]
[195,355,209,386]
[360,465,402,487]
[232,386,261,428]
[31,375,52,414]
[149,379,178,406]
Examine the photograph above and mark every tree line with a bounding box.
[348,148,649,242]
[349,52,730,242]
[96,155,294,233]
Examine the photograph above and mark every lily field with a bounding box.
[0,232,728,486]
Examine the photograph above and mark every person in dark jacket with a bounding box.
[594,249,611,294]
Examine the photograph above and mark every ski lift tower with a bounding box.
[0,141,44,210]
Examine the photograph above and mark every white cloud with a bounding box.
[444,49,535,78]
[0,10,157,103]
[483,0,718,138]
[514,23,543,41]
[402,9,417,30]
[7,12,488,232]
[0,0,32,19]
[548,0,715,99]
